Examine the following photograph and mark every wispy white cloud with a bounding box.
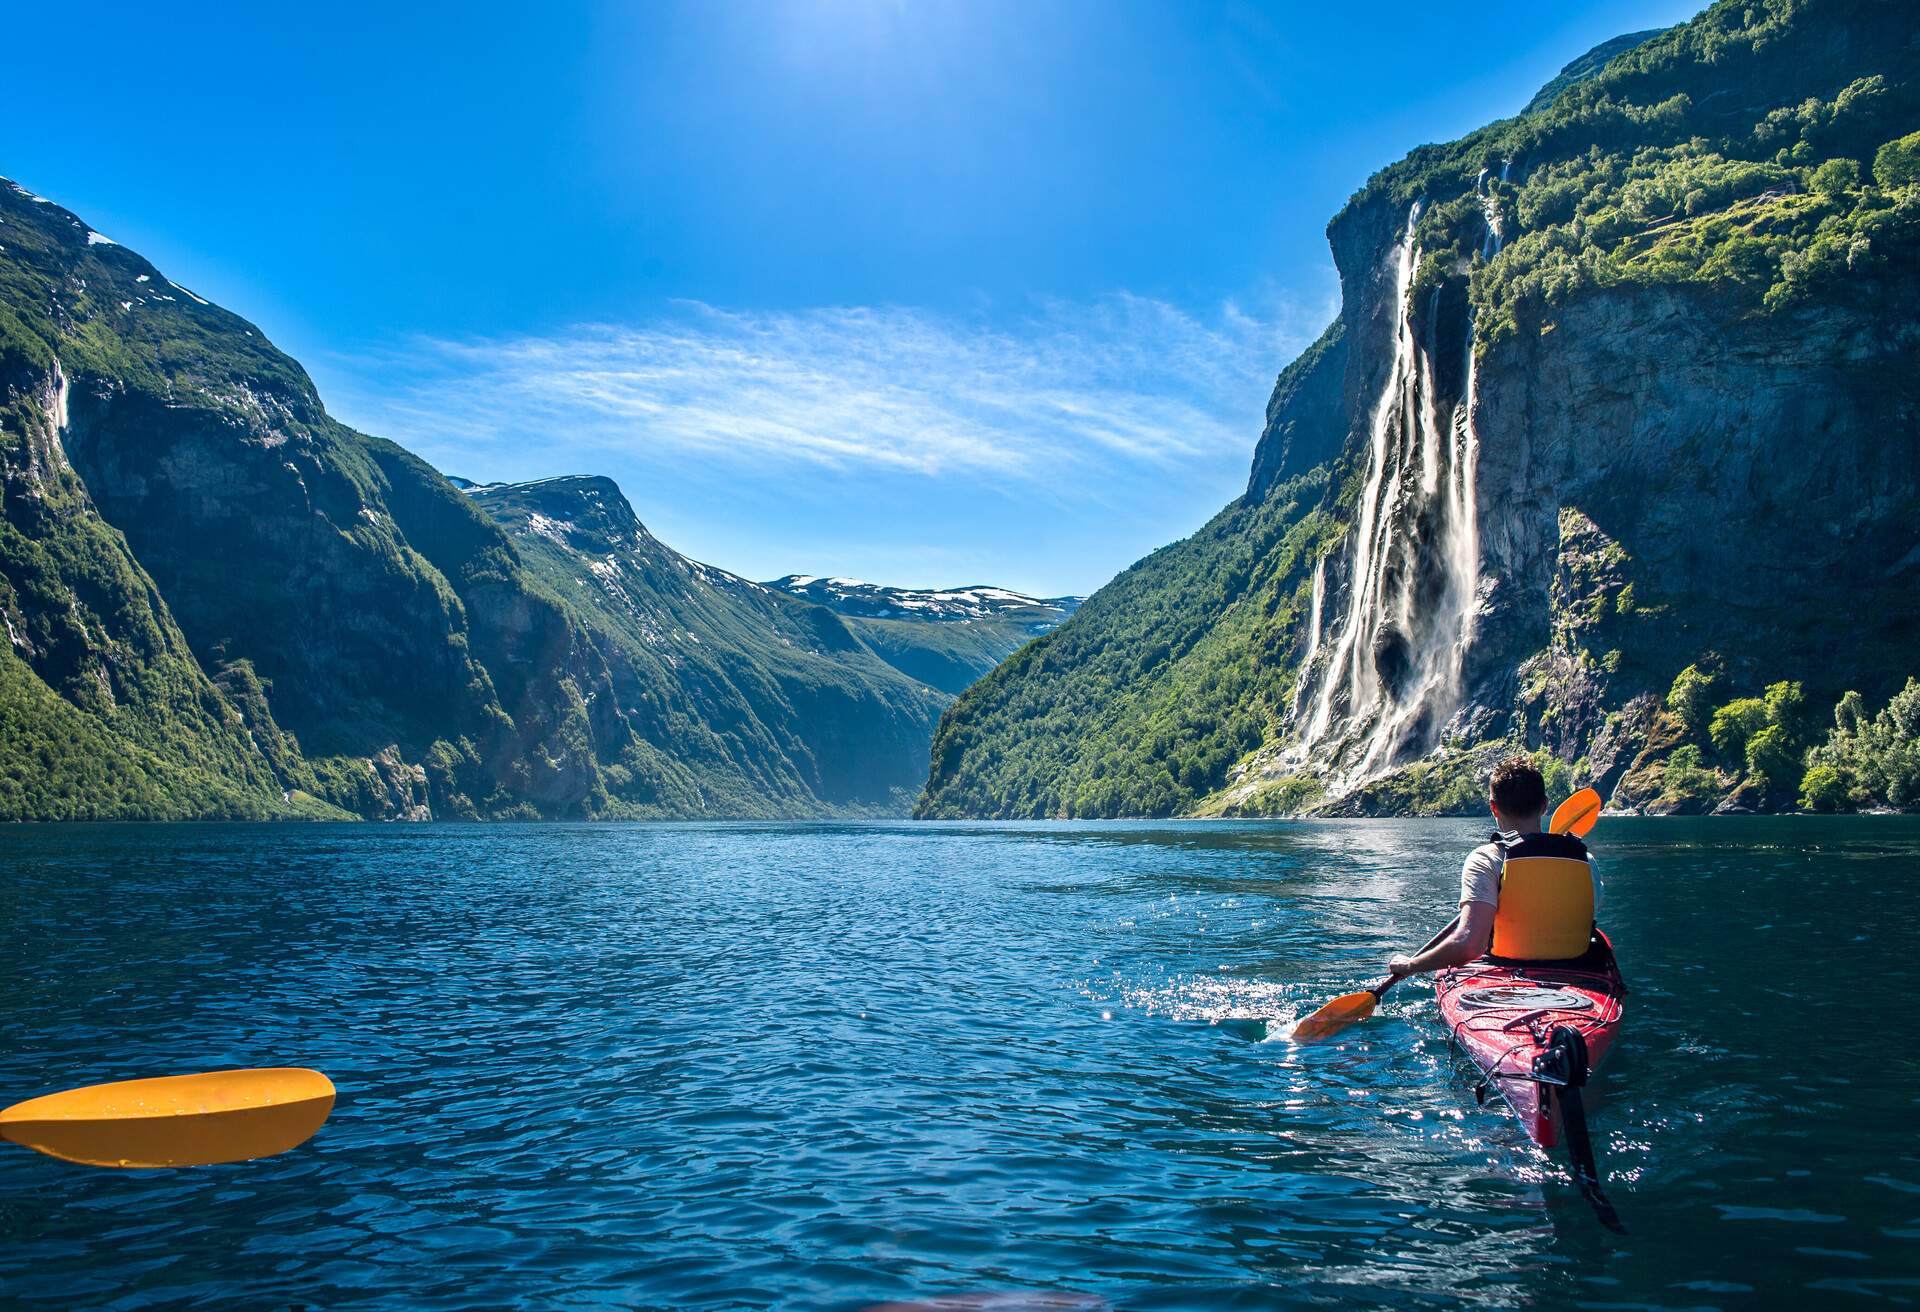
[327,295,1323,489]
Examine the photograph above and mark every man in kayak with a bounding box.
[1385,757,1603,977]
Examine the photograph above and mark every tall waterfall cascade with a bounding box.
[1287,201,1487,790]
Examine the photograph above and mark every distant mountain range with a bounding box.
[0,186,1064,820]
[764,576,1079,696]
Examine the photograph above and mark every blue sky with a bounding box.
[7,0,1699,595]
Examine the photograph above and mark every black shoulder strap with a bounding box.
[1502,831,1590,861]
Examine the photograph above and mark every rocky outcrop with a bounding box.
[1245,317,1349,499]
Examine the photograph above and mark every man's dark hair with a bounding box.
[1488,756,1548,817]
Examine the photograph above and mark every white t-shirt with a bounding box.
[1460,840,1604,913]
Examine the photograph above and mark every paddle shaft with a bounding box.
[1368,912,1462,1000]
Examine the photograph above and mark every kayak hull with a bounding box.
[1434,934,1624,1148]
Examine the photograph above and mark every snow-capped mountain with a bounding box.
[766,576,1081,629]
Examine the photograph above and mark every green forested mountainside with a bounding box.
[0,181,944,819]
[0,198,307,818]
[919,0,1920,819]
[1363,0,1920,344]
[468,477,946,816]
[1521,29,1670,115]
[917,470,1340,819]
[1803,678,1920,810]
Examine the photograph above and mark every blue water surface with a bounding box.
[1,817,1917,1309]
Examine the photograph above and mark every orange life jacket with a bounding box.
[1489,830,1595,961]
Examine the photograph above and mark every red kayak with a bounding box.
[1435,932,1625,1225]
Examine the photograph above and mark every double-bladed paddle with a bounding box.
[0,1068,335,1168]
[1289,786,1603,1043]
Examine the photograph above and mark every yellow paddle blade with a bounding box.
[1550,786,1603,837]
[1290,990,1379,1043]
[0,1068,334,1168]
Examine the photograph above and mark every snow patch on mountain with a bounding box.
[766,575,1082,627]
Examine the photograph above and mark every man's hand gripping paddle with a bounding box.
[1289,787,1602,1043]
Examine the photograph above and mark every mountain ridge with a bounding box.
[765,575,1081,697]
[0,185,1044,820]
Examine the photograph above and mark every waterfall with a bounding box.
[1477,160,1510,260]
[1289,555,1328,720]
[1293,200,1484,787]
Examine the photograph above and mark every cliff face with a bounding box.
[1244,317,1348,500]
[0,182,948,819]
[0,341,292,818]
[919,0,1920,819]
[1470,279,1920,760]
[1275,196,1920,813]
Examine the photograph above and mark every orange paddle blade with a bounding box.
[1291,990,1379,1043]
[0,1068,334,1168]
[1550,786,1603,837]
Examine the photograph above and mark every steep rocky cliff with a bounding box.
[0,183,948,819]
[919,0,1920,819]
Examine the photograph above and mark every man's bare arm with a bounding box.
[1388,901,1495,976]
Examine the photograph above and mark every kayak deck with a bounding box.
[1434,939,1624,1149]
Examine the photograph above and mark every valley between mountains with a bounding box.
[5,0,1918,823]
[0,185,1073,821]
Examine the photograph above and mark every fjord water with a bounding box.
[2,820,1916,1310]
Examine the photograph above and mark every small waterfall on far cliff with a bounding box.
[1289,555,1328,721]
[1477,159,1511,260]
[1291,201,1484,787]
